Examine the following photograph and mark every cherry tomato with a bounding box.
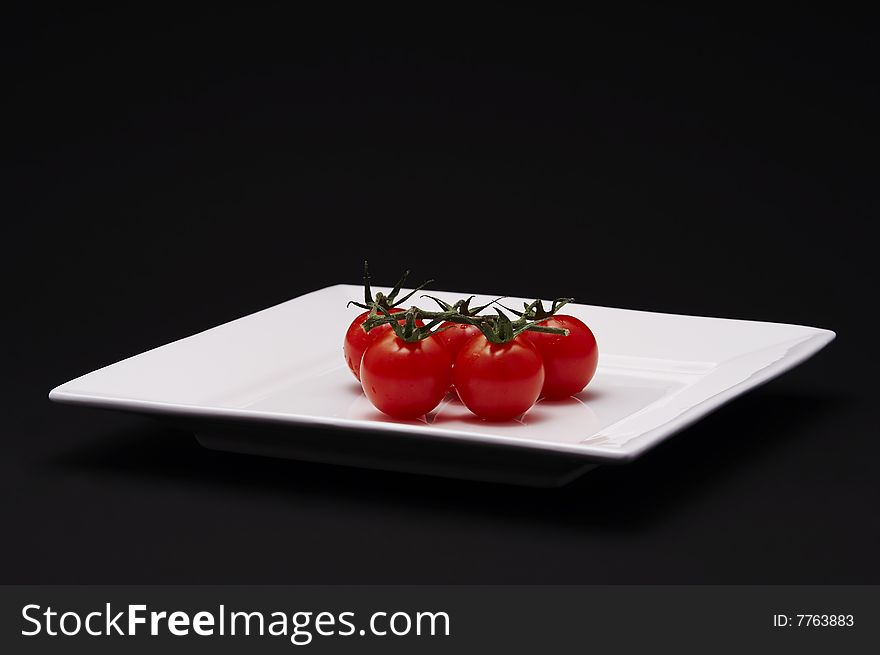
[436,321,482,392]
[360,331,452,419]
[343,308,415,381]
[453,335,544,421]
[435,322,482,358]
[522,315,598,399]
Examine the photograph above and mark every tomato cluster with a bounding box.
[343,268,598,421]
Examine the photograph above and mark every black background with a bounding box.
[2,4,877,583]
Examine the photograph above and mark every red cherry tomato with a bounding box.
[522,315,598,399]
[453,335,544,421]
[343,308,416,381]
[360,331,452,419]
[436,322,482,392]
[435,322,482,359]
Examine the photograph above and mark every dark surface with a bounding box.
[2,5,877,583]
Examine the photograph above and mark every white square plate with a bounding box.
[49,284,834,486]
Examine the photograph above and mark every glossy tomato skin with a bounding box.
[436,322,482,359]
[522,315,598,399]
[343,308,410,381]
[453,335,544,421]
[436,322,482,392]
[360,331,452,419]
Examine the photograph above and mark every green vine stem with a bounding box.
[422,294,502,317]
[363,304,569,344]
[348,263,571,344]
[498,297,574,320]
[346,262,434,313]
